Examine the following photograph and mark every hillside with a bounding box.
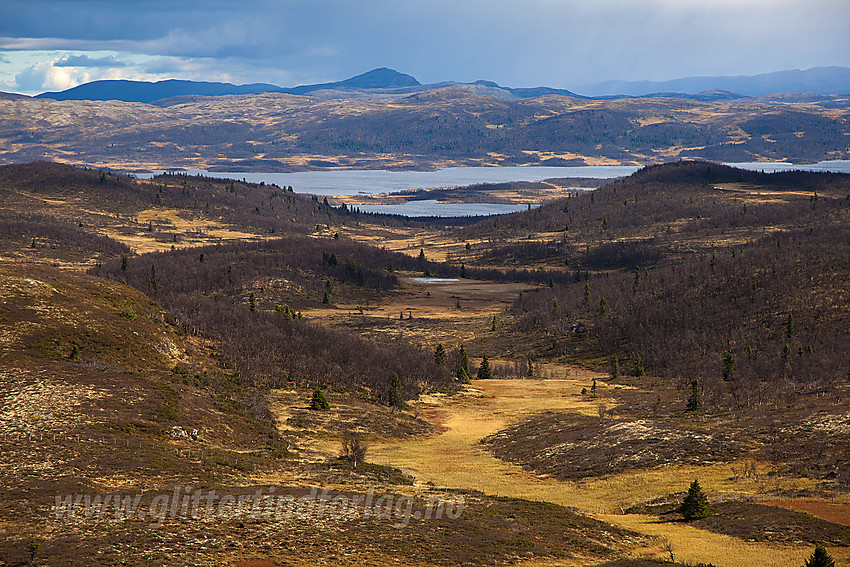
[452,162,850,497]
[3,261,661,566]
[1,87,848,172]
[465,163,850,390]
[3,161,850,565]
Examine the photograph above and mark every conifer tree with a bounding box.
[387,372,402,407]
[456,344,470,381]
[310,385,330,411]
[679,480,711,520]
[477,355,492,380]
[632,353,646,377]
[686,378,702,412]
[804,546,835,567]
[434,343,447,366]
[722,351,736,381]
[785,311,796,339]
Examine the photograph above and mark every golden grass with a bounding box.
[101,208,262,253]
[608,514,850,567]
[358,379,845,566]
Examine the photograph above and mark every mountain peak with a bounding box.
[337,67,421,89]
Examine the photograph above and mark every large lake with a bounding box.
[137,165,639,196]
[134,161,850,217]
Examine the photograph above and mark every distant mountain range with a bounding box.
[33,67,585,103]
[580,66,850,97]
[28,66,850,104]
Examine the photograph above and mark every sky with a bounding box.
[1,0,849,95]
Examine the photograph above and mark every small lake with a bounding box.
[354,200,536,218]
[407,277,460,284]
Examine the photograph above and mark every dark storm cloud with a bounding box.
[1,0,848,89]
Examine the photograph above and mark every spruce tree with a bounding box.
[686,378,702,412]
[785,311,796,339]
[722,351,736,381]
[457,344,469,377]
[477,355,492,380]
[679,479,711,520]
[387,372,403,407]
[310,385,330,411]
[804,546,835,567]
[434,343,447,366]
[149,264,158,293]
[632,353,646,377]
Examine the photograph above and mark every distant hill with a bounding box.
[579,66,850,97]
[31,68,585,104]
[287,67,420,94]
[35,79,286,103]
[32,66,850,105]
[34,68,423,103]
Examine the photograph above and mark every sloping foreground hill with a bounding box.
[0,261,655,567]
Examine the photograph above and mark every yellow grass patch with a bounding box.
[355,378,844,566]
[103,208,262,253]
[609,513,850,567]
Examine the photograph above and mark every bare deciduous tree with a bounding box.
[341,433,368,468]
